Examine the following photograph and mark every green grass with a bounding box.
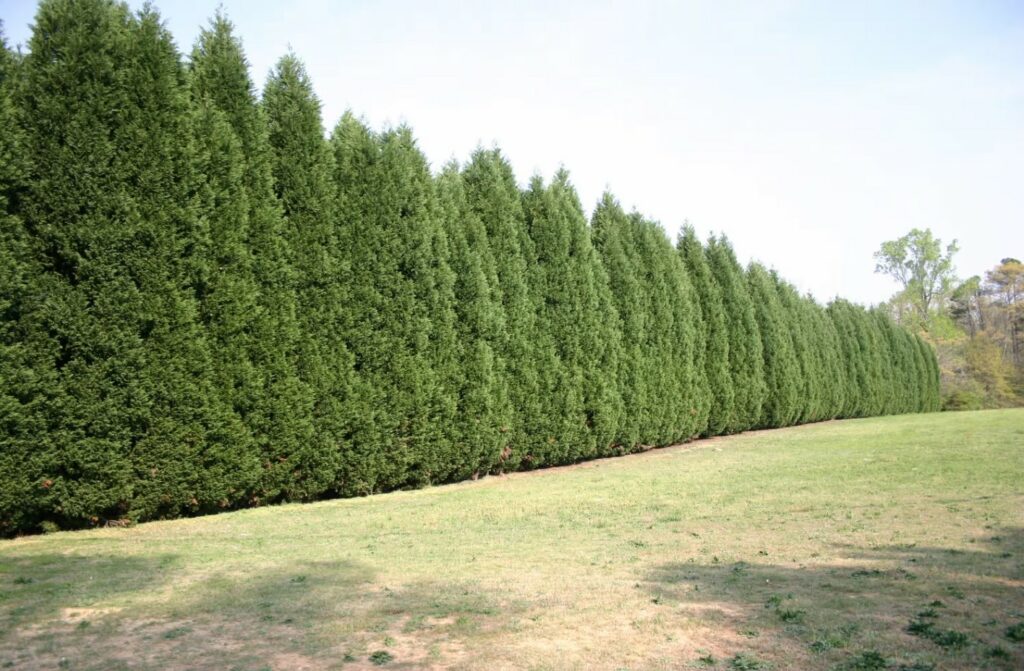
[1,409,1022,670]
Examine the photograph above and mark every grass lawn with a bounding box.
[1,409,1022,670]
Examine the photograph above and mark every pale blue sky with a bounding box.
[2,0,1022,305]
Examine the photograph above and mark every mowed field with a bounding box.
[1,410,1022,671]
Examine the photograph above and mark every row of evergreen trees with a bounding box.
[0,0,940,534]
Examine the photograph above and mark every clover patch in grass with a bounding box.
[368,650,394,665]
[776,608,806,624]
[850,569,883,578]
[840,650,887,671]
[163,626,191,640]
[905,618,969,649]
[729,653,768,670]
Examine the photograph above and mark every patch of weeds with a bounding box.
[732,562,748,575]
[927,600,945,608]
[929,629,969,648]
[696,652,716,666]
[740,629,759,638]
[916,608,939,619]
[383,636,395,647]
[999,551,1012,558]
[403,615,426,632]
[77,620,90,629]
[895,664,934,671]
[729,653,768,670]
[986,646,1010,660]
[290,575,307,584]
[629,539,647,548]
[368,650,394,665]
[163,626,191,640]
[777,608,806,624]
[341,652,357,663]
[839,650,887,671]
[851,569,883,578]
[12,577,33,585]
[905,619,969,649]
[810,624,858,653]
[945,586,965,599]
[1006,621,1024,642]
[906,620,934,637]
[764,593,791,609]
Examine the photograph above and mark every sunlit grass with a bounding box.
[2,409,1022,670]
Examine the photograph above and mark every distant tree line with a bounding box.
[874,229,1022,409]
[0,0,940,535]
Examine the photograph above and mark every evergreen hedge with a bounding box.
[0,0,942,534]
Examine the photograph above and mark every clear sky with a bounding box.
[2,0,1021,305]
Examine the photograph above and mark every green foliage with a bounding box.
[9,0,241,527]
[435,163,510,477]
[190,15,316,504]
[874,228,959,331]
[262,53,352,498]
[633,217,707,443]
[0,3,942,533]
[330,118,458,491]
[460,149,541,470]
[592,195,647,448]
[521,171,623,462]
[706,236,765,432]
[0,24,55,533]
[746,264,800,428]
[677,225,734,436]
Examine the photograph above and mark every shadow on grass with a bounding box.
[0,552,178,626]
[644,528,1024,670]
[0,553,525,670]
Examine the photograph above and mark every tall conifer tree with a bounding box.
[631,220,707,443]
[747,263,800,428]
[521,171,623,462]
[14,0,236,524]
[0,25,56,532]
[678,225,734,436]
[330,118,458,489]
[773,279,817,423]
[436,163,511,476]
[262,53,352,497]
[706,236,765,432]
[592,195,647,449]
[460,149,541,470]
[190,16,316,502]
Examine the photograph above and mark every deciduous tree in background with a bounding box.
[874,228,959,332]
